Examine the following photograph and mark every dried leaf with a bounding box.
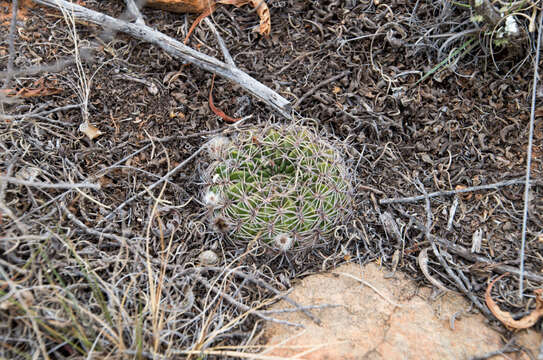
[485,273,543,329]
[209,74,241,123]
[79,122,103,140]
[16,86,63,97]
[245,0,271,35]
[146,0,271,35]
[145,0,212,13]
[455,184,472,200]
[0,79,63,98]
[0,0,36,27]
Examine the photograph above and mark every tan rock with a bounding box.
[262,263,541,360]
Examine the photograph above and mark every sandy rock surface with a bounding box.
[262,263,541,360]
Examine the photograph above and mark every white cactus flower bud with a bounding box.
[273,233,294,252]
[204,190,221,207]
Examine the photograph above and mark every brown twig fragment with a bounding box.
[209,74,241,123]
[485,273,543,330]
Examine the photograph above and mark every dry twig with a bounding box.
[96,146,203,225]
[519,7,543,298]
[380,177,539,205]
[32,0,292,119]
[415,179,490,316]
[394,206,543,283]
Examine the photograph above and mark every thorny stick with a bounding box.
[379,177,540,205]
[519,7,543,299]
[415,179,490,316]
[32,0,292,119]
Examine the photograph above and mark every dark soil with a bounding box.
[1,0,542,358]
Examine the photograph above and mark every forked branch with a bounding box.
[32,0,292,119]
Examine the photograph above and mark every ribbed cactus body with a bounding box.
[203,124,352,251]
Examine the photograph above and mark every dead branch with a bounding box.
[394,206,543,284]
[415,179,491,316]
[32,0,292,119]
[0,176,100,190]
[124,0,146,25]
[379,177,540,205]
[192,273,304,328]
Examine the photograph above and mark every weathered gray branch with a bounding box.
[32,0,292,119]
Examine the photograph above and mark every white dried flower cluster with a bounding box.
[203,190,222,207]
[206,136,230,159]
[273,233,294,252]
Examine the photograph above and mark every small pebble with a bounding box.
[198,250,219,265]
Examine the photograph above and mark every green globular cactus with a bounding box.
[202,124,353,252]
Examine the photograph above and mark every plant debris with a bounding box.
[1,0,542,358]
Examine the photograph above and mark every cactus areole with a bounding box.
[202,124,353,252]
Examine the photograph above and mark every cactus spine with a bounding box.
[203,124,352,252]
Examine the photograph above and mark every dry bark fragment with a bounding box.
[485,273,543,330]
[145,0,270,35]
[145,0,213,13]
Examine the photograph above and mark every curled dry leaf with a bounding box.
[485,273,543,329]
[145,0,270,35]
[225,0,271,35]
[79,122,103,140]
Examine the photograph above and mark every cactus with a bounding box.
[202,124,353,252]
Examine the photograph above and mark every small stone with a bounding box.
[263,263,541,359]
[147,82,158,96]
[198,250,219,265]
